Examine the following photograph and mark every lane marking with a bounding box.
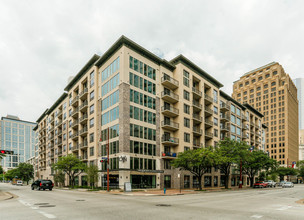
[276,205,292,211]
[18,199,57,219]
[251,215,263,218]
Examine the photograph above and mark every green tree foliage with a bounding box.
[4,168,20,180]
[17,163,34,184]
[171,147,215,190]
[0,152,5,160]
[275,167,298,181]
[214,139,248,189]
[297,161,304,181]
[53,171,65,187]
[52,154,86,187]
[86,164,99,189]
[0,165,3,174]
[242,150,277,187]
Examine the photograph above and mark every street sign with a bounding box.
[102,157,108,159]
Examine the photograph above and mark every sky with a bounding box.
[1,0,304,122]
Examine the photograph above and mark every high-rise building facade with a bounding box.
[0,115,37,171]
[36,36,265,189]
[293,78,304,130]
[299,130,304,161]
[232,62,299,166]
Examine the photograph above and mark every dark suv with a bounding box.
[31,180,54,191]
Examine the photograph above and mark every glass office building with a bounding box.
[0,115,36,171]
[293,78,304,130]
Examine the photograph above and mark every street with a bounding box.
[0,183,303,220]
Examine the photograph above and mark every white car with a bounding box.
[282,182,294,188]
[16,180,23,186]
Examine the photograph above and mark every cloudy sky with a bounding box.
[0,0,303,122]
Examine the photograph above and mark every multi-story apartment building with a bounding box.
[36,36,264,189]
[232,62,299,166]
[293,78,304,130]
[0,115,36,171]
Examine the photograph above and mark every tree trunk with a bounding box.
[250,177,254,187]
[198,175,202,190]
[225,175,229,189]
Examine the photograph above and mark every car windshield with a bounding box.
[41,180,52,184]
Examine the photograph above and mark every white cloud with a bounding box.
[0,0,304,121]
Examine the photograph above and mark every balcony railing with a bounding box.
[204,107,213,115]
[192,87,202,97]
[79,127,88,135]
[204,94,213,103]
[79,114,88,123]
[79,88,88,98]
[192,100,202,110]
[205,132,213,138]
[161,136,179,145]
[79,141,88,149]
[193,114,202,122]
[205,119,213,127]
[79,100,88,110]
[161,75,179,89]
[71,96,79,105]
[161,106,179,116]
[193,127,203,135]
[161,121,179,130]
[161,91,179,103]
[161,152,177,158]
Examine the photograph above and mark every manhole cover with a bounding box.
[34,203,49,205]
[39,205,56,208]
[76,200,85,201]
[156,204,171,207]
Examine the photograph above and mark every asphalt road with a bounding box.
[0,183,303,220]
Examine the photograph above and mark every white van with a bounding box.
[16,180,23,186]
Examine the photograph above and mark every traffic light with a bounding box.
[100,158,108,163]
[0,150,13,155]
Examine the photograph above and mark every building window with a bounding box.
[90,71,94,87]
[183,70,189,87]
[184,118,190,128]
[90,133,94,143]
[90,91,95,100]
[213,89,218,103]
[184,133,190,143]
[90,147,94,156]
[90,104,94,114]
[214,106,218,115]
[184,104,190,114]
[183,90,190,101]
[90,118,94,128]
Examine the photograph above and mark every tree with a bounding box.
[0,165,3,174]
[52,154,86,187]
[297,160,304,182]
[275,167,298,181]
[86,164,99,189]
[53,171,65,187]
[18,163,34,185]
[171,147,215,190]
[214,139,248,189]
[4,168,20,180]
[242,150,277,187]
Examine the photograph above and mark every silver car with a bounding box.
[282,182,294,188]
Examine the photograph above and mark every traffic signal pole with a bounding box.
[107,127,109,192]
[239,159,242,189]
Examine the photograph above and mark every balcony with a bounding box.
[193,140,203,148]
[57,120,62,127]
[161,106,179,117]
[58,140,62,146]
[71,120,79,129]
[79,141,88,149]
[72,144,79,151]
[220,114,230,122]
[220,102,230,112]
[161,91,179,103]
[79,155,88,161]
[205,132,213,140]
[192,100,202,112]
[161,75,179,90]
[192,87,202,99]
[220,125,229,132]
[48,135,54,140]
[71,132,79,140]
[79,127,88,137]
[50,153,54,159]
[161,136,179,146]
[71,108,79,118]
[204,94,213,105]
[58,150,62,157]
[58,130,62,136]
[242,132,249,139]
[50,143,54,149]
[161,121,179,131]
[205,119,213,128]
[241,114,248,121]
[79,114,88,124]
[204,107,213,116]
[242,123,249,130]
[161,152,177,158]
[193,127,203,136]
[57,110,63,118]
[79,100,88,112]
[193,114,202,124]
[79,88,88,100]
[71,95,79,107]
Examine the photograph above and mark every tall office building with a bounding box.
[36,36,265,189]
[232,62,299,166]
[293,78,304,130]
[299,130,304,161]
[0,115,37,171]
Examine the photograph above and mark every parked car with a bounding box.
[277,181,287,187]
[282,182,294,188]
[264,180,276,187]
[31,180,54,191]
[16,180,23,186]
[253,181,268,188]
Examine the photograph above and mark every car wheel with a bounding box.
[43,188,45,191]
[49,188,52,191]
[31,187,34,190]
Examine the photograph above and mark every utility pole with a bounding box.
[107,127,109,192]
